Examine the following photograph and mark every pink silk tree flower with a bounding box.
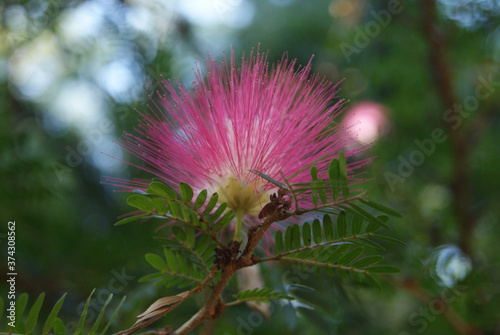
[117,48,366,242]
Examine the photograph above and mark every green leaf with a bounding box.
[338,246,364,265]
[324,244,350,263]
[138,272,165,282]
[366,216,389,233]
[75,288,95,335]
[127,194,154,213]
[172,226,186,242]
[99,295,126,335]
[371,234,406,245]
[351,215,363,236]
[26,292,45,334]
[351,255,384,268]
[312,219,322,244]
[275,230,283,254]
[150,196,168,215]
[185,225,196,248]
[194,189,208,209]
[0,296,3,322]
[213,210,235,232]
[284,226,293,252]
[149,181,177,199]
[164,248,177,273]
[310,166,318,207]
[146,253,168,271]
[53,318,66,335]
[292,224,301,249]
[354,238,386,251]
[166,199,180,218]
[89,293,113,335]
[328,158,340,202]
[338,151,349,199]
[360,199,402,218]
[42,293,66,335]
[367,265,401,274]
[345,203,389,229]
[337,211,347,238]
[323,215,334,241]
[179,182,194,203]
[207,203,227,223]
[302,222,312,247]
[202,193,219,215]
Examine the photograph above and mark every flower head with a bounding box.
[117,48,366,240]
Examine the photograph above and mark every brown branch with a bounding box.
[421,0,475,255]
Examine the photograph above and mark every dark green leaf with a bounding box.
[26,292,45,334]
[250,170,287,189]
[367,265,400,273]
[328,158,340,202]
[185,225,196,248]
[207,203,227,223]
[360,199,402,218]
[172,226,186,242]
[89,293,113,335]
[150,196,168,215]
[138,272,165,282]
[99,295,126,335]
[166,199,180,218]
[75,288,95,335]
[338,151,349,199]
[351,255,384,268]
[312,219,322,244]
[323,215,334,241]
[9,293,28,332]
[145,253,168,271]
[337,211,347,238]
[325,244,350,263]
[354,238,386,251]
[194,189,208,209]
[213,210,235,232]
[42,293,66,335]
[371,234,406,245]
[292,224,301,249]
[127,194,154,213]
[351,215,363,236]
[149,181,177,199]
[164,248,177,273]
[179,182,194,203]
[338,246,364,265]
[284,226,293,252]
[346,203,389,229]
[275,230,283,254]
[202,193,219,215]
[302,222,312,247]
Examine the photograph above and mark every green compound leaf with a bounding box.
[114,214,147,226]
[179,182,194,203]
[99,295,126,335]
[89,293,113,335]
[172,226,186,242]
[202,193,219,215]
[127,194,154,213]
[53,318,66,335]
[292,224,301,249]
[149,196,168,215]
[74,288,95,335]
[284,226,293,252]
[323,215,334,241]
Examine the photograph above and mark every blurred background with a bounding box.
[1,0,499,334]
